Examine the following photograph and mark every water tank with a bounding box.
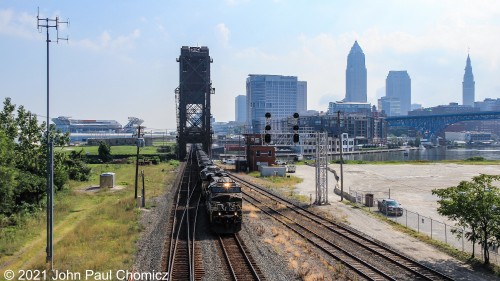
[100,172,115,188]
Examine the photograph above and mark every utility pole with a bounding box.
[37,7,68,271]
[134,125,144,199]
[337,111,344,201]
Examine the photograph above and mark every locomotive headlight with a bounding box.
[234,212,238,216]
[223,183,230,189]
[218,212,221,216]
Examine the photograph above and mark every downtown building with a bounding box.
[377,71,411,116]
[345,41,367,103]
[246,74,307,133]
[386,71,411,115]
[235,95,246,123]
[463,54,475,107]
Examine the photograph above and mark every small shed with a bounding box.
[260,166,286,177]
[100,172,116,188]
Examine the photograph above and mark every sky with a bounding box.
[1,0,500,131]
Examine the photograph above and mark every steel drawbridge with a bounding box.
[175,46,214,159]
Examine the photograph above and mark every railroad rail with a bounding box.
[218,233,265,281]
[166,148,203,281]
[230,174,453,281]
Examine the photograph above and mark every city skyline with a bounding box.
[1,1,500,130]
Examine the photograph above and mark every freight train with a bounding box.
[196,147,242,233]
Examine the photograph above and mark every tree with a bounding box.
[98,141,112,163]
[0,97,89,222]
[0,130,17,216]
[432,174,500,265]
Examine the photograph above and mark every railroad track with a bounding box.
[219,233,265,281]
[166,149,204,281]
[230,174,453,281]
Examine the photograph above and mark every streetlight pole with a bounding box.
[37,8,68,271]
[134,126,144,199]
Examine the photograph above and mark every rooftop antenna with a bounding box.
[37,6,69,273]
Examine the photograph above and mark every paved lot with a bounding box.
[294,163,500,224]
[291,163,500,276]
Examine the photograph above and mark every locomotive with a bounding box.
[196,147,242,233]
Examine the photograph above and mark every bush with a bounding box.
[465,156,485,161]
[152,156,161,165]
[98,142,112,163]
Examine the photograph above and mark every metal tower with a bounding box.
[175,46,214,159]
[315,132,328,205]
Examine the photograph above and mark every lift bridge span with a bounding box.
[386,111,500,137]
[175,46,214,159]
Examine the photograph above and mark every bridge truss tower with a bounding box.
[175,46,214,159]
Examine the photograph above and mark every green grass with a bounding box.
[0,160,178,274]
[246,171,308,202]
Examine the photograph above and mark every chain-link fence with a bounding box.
[344,189,500,265]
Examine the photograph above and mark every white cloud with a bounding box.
[215,23,230,47]
[72,28,141,52]
[0,9,39,40]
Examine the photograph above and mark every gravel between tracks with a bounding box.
[133,164,300,281]
[134,162,498,280]
[134,168,180,275]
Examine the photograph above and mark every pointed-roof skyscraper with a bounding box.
[462,54,475,107]
[345,41,367,103]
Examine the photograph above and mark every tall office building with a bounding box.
[297,81,307,114]
[345,41,367,103]
[463,54,475,107]
[386,71,411,115]
[246,74,307,132]
[235,95,246,123]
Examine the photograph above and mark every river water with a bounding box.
[333,147,500,162]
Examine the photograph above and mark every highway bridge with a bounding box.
[386,111,500,137]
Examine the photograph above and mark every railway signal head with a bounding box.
[265,125,271,131]
[264,133,271,144]
[265,112,271,119]
[293,112,299,119]
[293,133,299,143]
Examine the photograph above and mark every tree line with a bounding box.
[0,98,90,225]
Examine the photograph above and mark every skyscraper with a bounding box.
[386,71,411,115]
[463,54,475,107]
[345,41,367,103]
[246,74,307,132]
[297,81,307,114]
[235,95,246,123]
